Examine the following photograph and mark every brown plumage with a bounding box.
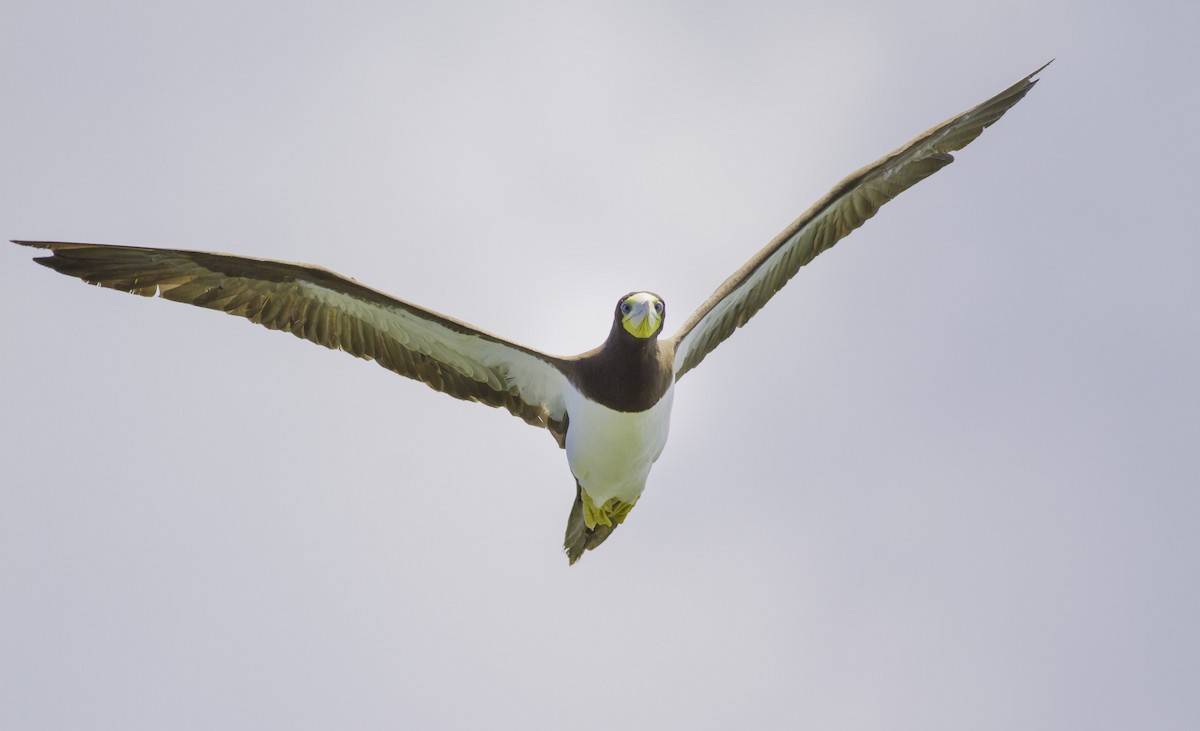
[13,62,1048,564]
[668,61,1051,379]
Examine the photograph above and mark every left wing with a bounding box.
[670,62,1049,380]
[13,240,573,440]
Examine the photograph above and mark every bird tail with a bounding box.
[563,482,617,565]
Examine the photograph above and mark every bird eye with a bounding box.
[620,302,632,315]
[654,301,664,314]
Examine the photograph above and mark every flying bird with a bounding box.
[13,63,1048,563]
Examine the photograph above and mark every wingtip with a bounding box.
[1029,59,1054,82]
[12,240,66,267]
[11,240,59,250]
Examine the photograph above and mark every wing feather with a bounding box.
[13,240,572,438]
[670,62,1050,379]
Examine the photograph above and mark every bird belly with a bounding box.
[564,384,674,508]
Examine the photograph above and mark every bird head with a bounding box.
[616,292,665,340]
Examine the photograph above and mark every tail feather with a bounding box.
[564,482,617,565]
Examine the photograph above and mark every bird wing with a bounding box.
[669,62,1049,380]
[14,240,572,438]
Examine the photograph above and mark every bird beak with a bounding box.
[624,300,661,339]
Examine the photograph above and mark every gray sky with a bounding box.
[2,1,1197,729]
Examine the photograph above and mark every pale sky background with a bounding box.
[2,2,1197,729]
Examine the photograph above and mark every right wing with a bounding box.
[670,62,1050,380]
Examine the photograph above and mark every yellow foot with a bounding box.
[580,489,638,530]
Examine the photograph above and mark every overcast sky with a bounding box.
[2,1,1197,729]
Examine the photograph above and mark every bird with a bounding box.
[13,63,1048,564]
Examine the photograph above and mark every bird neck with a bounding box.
[604,323,659,363]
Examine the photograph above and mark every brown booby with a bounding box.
[13,63,1048,563]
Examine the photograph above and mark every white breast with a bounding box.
[563,383,675,507]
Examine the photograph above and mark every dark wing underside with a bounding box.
[669,62,1050,379]
[14,241,571,441]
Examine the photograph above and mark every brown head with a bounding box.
[611,291,666,343]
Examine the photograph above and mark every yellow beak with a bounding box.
[622,300,661,339]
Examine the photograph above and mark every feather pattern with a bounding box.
[10,63,1049,564]
[669,61,1051,379]
[14,241,572,440]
